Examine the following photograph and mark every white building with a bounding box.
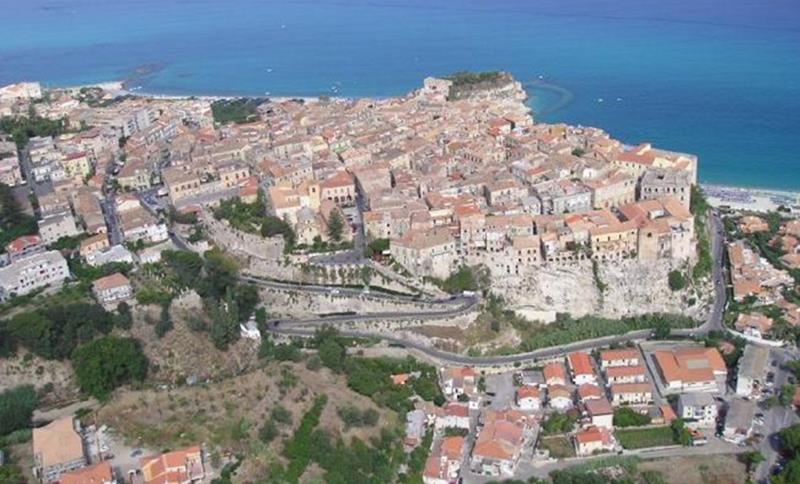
[91,272,133,305]
[678,392,718,429]
[0,250,69,301]
[85,245,134,267]
[735,344,769,397]
[38,211,82,244]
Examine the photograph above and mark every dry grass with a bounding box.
[638,454,747,484]
[94,360,394,481]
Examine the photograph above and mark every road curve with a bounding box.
[255,211,727,366]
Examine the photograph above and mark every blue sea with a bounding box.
[2,0,799,189]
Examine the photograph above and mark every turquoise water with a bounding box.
[2,0,799,189]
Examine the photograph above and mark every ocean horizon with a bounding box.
[2,0,799,190]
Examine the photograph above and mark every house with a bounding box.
[543,362,568,386]
[85,244,134,267]
[441,367,477,399]
[38,211,82,244]
[435,402,470,430]
[610,382,653,406]
[734,313,774,339]
[470,411,529,477]
[574,426,614,456]
[91,272,133,305]
[599,348,640,368]
[605,365,648,385]
[423,436,466,484]
[0,250,69,302]
[405,409,428,448]
[60,462,115,484]
[139,445,206,484]
[516,385,542,411]
[80,233,110,260]
[722,398,756,445]
[567,352,596,385]
[584,398,614,429]
[735,344,769,397]
[547,384,573,411]
[32,417,87,483]
[4,234,45,263]
[576,383,604,403]
[391,227,457,279]
[652,346,727,393]
[738,216,769,234]
[678,392,718,429]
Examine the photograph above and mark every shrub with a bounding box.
[71,337,148,400]
[0,385,37,435]
[668,270,686,291]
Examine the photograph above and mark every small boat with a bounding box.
[267,68,273,73]
[281,24,286,29]
[597,98,604,103]
[616,97,622,102]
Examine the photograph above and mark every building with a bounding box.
[139,446,205,484]
[391,227,457,279]
[577,383,603,403]
[584,398,614,429]
[639,169,692,210]
[618,197,695,262]
[678,392,718,429]
[470,411,528,477]
[652,346,727,393]
[722,398,756,445]
[547,384,573,411]
[60,462,115,484]
[4,234,45,263]
[516,385,542,411]
[567,352,596,385]
[423,436,465,484]
[441,367,477,399]
[0,250,69,301]
[574,426,615,456]
[91,272,133,305]
[38,211,82,244]
[605,365,648,385]
[600,348,641,369]
[435,402,470,430]
[610,382,653,406]
[32,417,87,483]
[543,362,568,386]
[405,409,427,448]
[734,313,774,339]
[735,344,769,397]
[85,244,134,267]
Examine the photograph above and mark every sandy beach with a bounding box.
[702,184,800,213]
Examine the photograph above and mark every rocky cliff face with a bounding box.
[493,259,710,320]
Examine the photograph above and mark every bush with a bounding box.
[337,405,379,429]
[271,405,293,425]
[71,336,148,400]
[613,407,651,427]
[258,419,278,443]
[0,385,37,436]
[616,427,675,449]
[542,412,577,435]
[668,270,686,291]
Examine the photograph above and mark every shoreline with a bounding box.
[48,79,800,198]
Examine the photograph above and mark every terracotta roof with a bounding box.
[606,365,647,378]
[653,347,727,385]
[575,425,611,444]
[6,234,42,253]
[548,384,572,400]
[60,461,113,484]
[441,435,465,460]
[600,348,640,363]
[567,352,595,377]
[92,272,131,291]
[140,446,203,484]
[584,397,613,416]
[32,417,84,469]
[611,382,652,395]
[517,385,540,400]
[443,402,469,417]
[577,383,603,400]
[543,362,567,383]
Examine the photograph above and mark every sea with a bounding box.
[2,0,799,190]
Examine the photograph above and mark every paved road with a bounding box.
[754,346,800,482]
[706,210,728,333]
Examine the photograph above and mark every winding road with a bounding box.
[256,208,729,366]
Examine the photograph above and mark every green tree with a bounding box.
[327,210,345,242]
[780,384,797,407]
[613,407,651,427]
[319,339,346,372]
[154,304,173,338]
[210,290,241,350]
[739,450,764,473]
[71,337,148,400]
[115,301,133,330]
[202,249,239,300]
[0,385,38,435]
[668,270,686,291]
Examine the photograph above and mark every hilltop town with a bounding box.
[0,75,799,484]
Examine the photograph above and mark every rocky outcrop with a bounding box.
[493,259,710,320]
